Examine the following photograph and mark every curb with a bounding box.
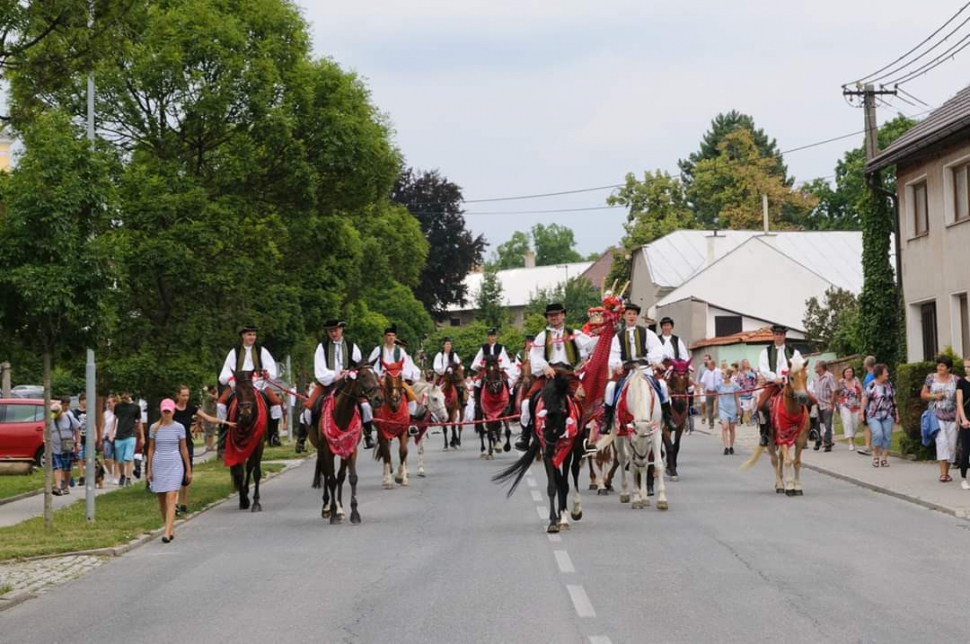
[0,488,43,506]
[0,590,34,613]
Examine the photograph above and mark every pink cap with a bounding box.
[160,398,176,413]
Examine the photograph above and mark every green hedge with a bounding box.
[895,348,965,458]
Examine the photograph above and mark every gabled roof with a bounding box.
[867,84,970,173]
[639,230,872,294]
[690,326,775,350]
[448,261,593,311]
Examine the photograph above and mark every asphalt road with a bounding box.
[3,429,969,643]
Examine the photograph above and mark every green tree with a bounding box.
[688,129,817,230]
[0,110,116,529]
[679,110,789,190]
[531,223,584,266]
[859,172,899,368]
[803,287,862,356]
[475,265,507,330]
[492,230,531,269]
[526,277,600,330]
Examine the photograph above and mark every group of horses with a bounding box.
[221,350,816,534]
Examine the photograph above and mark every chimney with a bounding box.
[706,230,721,264]
[762,193,770,234]
[523,250,536,268]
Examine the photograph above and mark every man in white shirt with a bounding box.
[601,303,665,434]
[432,337,462,387]
[658,317,690,363]
[515,303,597,450]
[699,358,722,428]
[368,325,419,415]
[217,324,284,441]
[472,328,513,421]
[756,324,804,447]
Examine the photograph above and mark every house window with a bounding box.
[959,293,970,358]
[714,315,742,337]
[913,181,929,236]
[954,163,970,223]
[449,317,461,327]
[920,301,938,361]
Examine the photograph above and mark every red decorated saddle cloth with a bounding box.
[320,395,362,459]
[535,396,581,468]
[442,382,458,409]
[224,395,267,467]
[615,384,634,437]
[375,400,409,441]
[772,394,807,447]
[481,383,509,421]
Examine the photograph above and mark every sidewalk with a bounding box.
[0,447,216,529]
[698,418,970,520]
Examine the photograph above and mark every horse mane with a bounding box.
[626,370,656,423]
[789,355,805,375]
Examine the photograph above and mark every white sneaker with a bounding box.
[848,443,855,451]
[961,479,970,491]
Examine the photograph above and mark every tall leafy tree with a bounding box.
[803,287,862,356]
[859,171,900,368]
[531,223,584,266]
[475,265,507,330]
[679,110,789,190]
[525,277,600,331]
[492,230,531,269]
[0,110,116,528]
[392,168,486,317]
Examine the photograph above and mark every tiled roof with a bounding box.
[690,326,775,350]
[868,84,970,173]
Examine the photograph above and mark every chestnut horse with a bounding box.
[225,371,267,512]
[440,365,466,450]
[479,355,511,459]
[374,361,412,489]
[664,360,692,481]
[741,356,812,495]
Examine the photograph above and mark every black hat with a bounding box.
[525,334,535,341]
[383,324,397,335]
[323,319,346,329]
[487,327,498,335]
[395,339,409,348]
[659,316,674,327]
[442,336,453,343]
[770,324,788,334]
[545,302,566,316]
[625,302,642,313]
[239,324,258,336]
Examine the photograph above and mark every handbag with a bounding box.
[61,437,75,453]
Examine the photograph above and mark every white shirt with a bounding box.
[314,340,363,387]
[433,351,462,376]
[472,343,513,377]
[530,326,597,376]
[103,409,117,441]
[608,325,665,373]
[368,345,417,379]
[659,334,690,362]
[219,345,279,388]
[700,368,722,391]
[758,344,804,382]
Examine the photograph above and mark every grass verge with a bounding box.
[0,459,283,561]
[260,443,311,461]
[832,415,905,454]
[0,469,45,503]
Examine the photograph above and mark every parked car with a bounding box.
[11,385,44,399]
[0,398,46,465]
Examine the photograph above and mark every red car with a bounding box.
[0,398,46,465]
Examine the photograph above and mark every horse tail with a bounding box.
[740,445,765,472]
[492,440,540,498]
[311,451,323,489]
[595,431,616,452]
[372,434,390,463]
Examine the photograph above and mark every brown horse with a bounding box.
[374,361,412,489]
[225,371,267,512]
[741,356,812,495]
[664,360,692,481]
[441,364,466,450]
[308,365,383,524]
[479,355,510,459]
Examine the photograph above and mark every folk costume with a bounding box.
[432,347,462,386]
[602,303,667,434]
[217,325,283,441]
[658,317,690,363]
[516,304,597,450]
[368,327,419,414]
[471,329,514,422]
[756,324,804,446]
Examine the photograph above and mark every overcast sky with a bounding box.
[297,1,969,257]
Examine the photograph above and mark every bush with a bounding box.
[894,347,965,457]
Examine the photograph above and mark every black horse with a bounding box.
[494,374,585,533]
[226,371,266,512]
[479,355,510,459]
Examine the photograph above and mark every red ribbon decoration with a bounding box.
[375,399,410,441]
[224,395,268,467]
[481,384,509,421]
[772,394,807,446]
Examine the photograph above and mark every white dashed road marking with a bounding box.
[566,584,596,618]
[589,637,613,644]
[547,533,562,543]
[527,477,537,488]
[531,490,543,502]
[554,550,575,573]
[536,506,547,520]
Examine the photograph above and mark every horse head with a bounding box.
[667,360,692,393]
[424,384,448,423]
[628,369,661,438]
[484,355,504,395]
[785,356,811,408]
[354,364,384,409]
[235,371,257,426]
[381,360,405,412]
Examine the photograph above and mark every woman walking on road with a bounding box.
[860,364,899,469]
[716,368,741,455]
[837,367,862,451]
[921,355,958,483]
[173,385,225,516]
[954,359,970,490]
[147,399,192,543]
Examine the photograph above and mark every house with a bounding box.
[628,229,877,366]
[689,326,834,375]
[867,84,970,362]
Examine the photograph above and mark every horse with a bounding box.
[597,367,668,510]
[664,359,692,481]
[224,371,268,512]
[307,365,383,524]
[494,374,586,533]
[410,379,447,478]
[741,356,811,496]
[440,364,466,450]
[374,360,412,489]
[478,355,511,459]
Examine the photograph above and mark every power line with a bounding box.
[463,205,624,216]
[779,130,863,154]
[463,183,624,203]
[846,1,970,85]
[866,12,970,85]
[898,87,931,106]
[888,30,970,85]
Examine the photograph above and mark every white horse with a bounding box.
[411,380,447,478]
[597,367,667,511]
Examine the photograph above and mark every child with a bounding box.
[716,368,742,455]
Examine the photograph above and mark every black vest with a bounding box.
[767,344,795,373]
[544,329,579,366]
[619,326,648,362]
[321,338,353,370]
[234,343,262,374]
[481,343,504,358]
[662,334,683,360]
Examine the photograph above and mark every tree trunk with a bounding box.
[42,350,53,530]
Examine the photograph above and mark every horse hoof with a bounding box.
[571,511,583,521]
[417,468,426,478]
[606,484,614,491]
[597,489,608,496]
[322,508,331,518]
[394,476,403,484]
[329,514,341,525]
[620,494,630,503]
[547,523,560,534]
[776,488,785,494]
[239,498,250,510]
[670,475,679,482]
[785,489,796,497]
[631,501,640,509]
[588,484,597,491]
[442,446,449,452]
[559,522,570,531]
[503,444,511,452]
[350,513,361,525]
[383,482,393,490]
[657,501,669,511]
[794,489,804,496]
[251,502,262,513]
[479,453,487,459]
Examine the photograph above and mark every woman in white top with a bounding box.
[102,396,119,484]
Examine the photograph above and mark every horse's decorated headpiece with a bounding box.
[671,359,691,375]
[381,359,405,378]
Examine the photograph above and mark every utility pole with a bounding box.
[85,0,97,523]
[842,83,897,161]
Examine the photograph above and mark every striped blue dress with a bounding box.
[150,422,186,493]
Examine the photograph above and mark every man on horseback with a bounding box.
[515,303,597,451]
[471,327,514,421]
[432,337,462,387]
[756,324,804,447]
[217,325,283,445]
[368,325,419,415]
[658,316,689,364]
[298,319,374,451]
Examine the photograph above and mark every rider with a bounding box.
[217,324,284,444]
[515,303,597,451]
[658,316,690,363]
[511,334,535,383]
[471,327,514,421]
[600,303,666,435]
[756,324,804,447]
[432,337,462,386]
[298,319,374,451]
[368,325,419,416]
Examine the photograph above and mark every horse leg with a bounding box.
[326,454,340,523]
[606,446,618,491]
[250,448,263,512]
[232,464,250,510]
[479,427,487,458]
[380,436,394,489]
[654,431,668,511]
[349,451,361,524]
[769,442,784,493]
[503,420,512,452]
[570,451,583,521]
[443,415,450,451]
[587,455,597,491]
[557,460,570,530]
[544,456,560,533]
[417,435,426,478]
[321,449,333,518]
[782,444,796,496]
[336,458,348,517]
[669,428,682,480]
[396,437,409,486]
[618,438,630,504]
